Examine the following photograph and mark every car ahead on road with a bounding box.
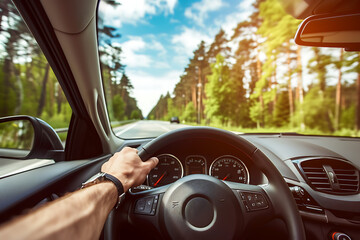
[0,0,360,240]
[170,117,180,124]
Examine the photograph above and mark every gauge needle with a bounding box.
[154,171,167,187]
[222,174,230,181]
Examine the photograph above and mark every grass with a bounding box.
[185,122,360,138]
[111,120,137,128]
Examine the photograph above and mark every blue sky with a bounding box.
[98,0,255,116]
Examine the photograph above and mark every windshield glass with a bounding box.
[98,0,360,139]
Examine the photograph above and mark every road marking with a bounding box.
[115,122,140,136]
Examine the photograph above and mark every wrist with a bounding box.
[100,182,118,208]
[82,172,126,209]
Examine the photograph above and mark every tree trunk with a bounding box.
[1,58,13,116]
[273,56,277,112]
[48,72,54,117]
[197,67,202,124]
[14,64,23,115]
[287,42,294,125]
[297,46,305,130]
[1,25,17,116]
[256,51,264,127]
[37,63,50,117]
[191,85,197,109]
[356,72,360,131]
[56,83,63,114]
[335,49,343,131]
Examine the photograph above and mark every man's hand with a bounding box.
[101,147,158,192]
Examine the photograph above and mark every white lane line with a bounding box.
[115,122,140,136]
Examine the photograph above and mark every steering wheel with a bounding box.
[110,127,305,240]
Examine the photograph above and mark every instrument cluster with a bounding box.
[147,153,250,187]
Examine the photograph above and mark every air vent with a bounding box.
[333,167,359,192]
[295,158,360,195]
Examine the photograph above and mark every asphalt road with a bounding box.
[113,120,189,139]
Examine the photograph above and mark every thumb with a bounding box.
[144,157,159,170]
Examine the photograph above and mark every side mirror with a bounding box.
[0,116,64,161]
[295,13,360,51]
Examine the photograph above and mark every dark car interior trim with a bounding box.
[0,154,110,223]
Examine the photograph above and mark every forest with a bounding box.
[0,0,142,131]
[148,0,360,136]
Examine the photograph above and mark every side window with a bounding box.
[0,1,72,178]
[0,2,71,142]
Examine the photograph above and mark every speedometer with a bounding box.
[210,155,249,184]
[148,154,183,187]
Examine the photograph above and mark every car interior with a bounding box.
[0,0,359,239]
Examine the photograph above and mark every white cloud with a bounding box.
[238,0,255,11]
[184,0,225,27]
[127,69,183,116]
[214,0,254,38]
[118,37,152,68]
[171,27,212,56]
[119,36,167,68]
[99,0,178,28]
[150,39,167,55]
[216,12,251,38]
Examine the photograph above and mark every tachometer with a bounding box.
[148,154,183,187]
[210,155,249,184]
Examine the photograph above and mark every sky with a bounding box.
[98,0,255,117]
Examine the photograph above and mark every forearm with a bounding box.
[0,182,117,240]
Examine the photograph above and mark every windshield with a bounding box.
[98,0,360,139]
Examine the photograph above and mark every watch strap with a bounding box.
[103,173,125,209]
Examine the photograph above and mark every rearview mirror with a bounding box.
[295,13,360,51]
[0,116,64,161]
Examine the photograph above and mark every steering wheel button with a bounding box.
[237,191,246,200]
[243,201,250,211]
[144,197,154,213]
[135,199,146,213]
[150,209,156,215]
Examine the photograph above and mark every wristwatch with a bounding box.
[82,172,125,209]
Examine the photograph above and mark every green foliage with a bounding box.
[301,87,334,132]
[112,95,125,120]
[204,54,233,124]
[273,91,290,127]
[167,98,180,120]
[130,109,142,120]
[182,102,196,123]
[0,120,34,149]
[148,93,171,120]
[307,48,332,91]
[340,105,355,129]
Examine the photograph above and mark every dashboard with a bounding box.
[124,133,360,240]
[1,131,359,240]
